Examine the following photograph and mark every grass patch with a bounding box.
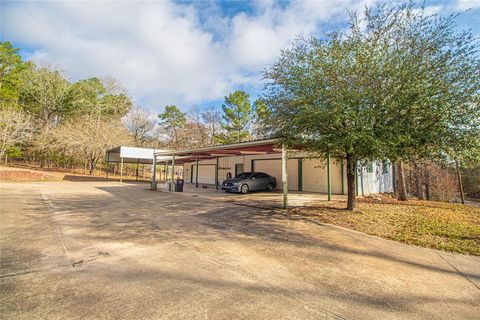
[290,196,480,255]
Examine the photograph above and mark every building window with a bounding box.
[366,161,373,173]
[382,160,389,174]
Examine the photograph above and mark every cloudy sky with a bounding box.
[2,0,480,112]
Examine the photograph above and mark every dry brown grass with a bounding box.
[290,195,480,255]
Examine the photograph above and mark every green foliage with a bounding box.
[0,43,135,169]
[252,98,271,138]
[19,65,73,128]
[367,5,480,163]
[253,98,270,122]
[263,3,480,209]
[264,33,383,161]
[158,105,187,145]
[0,41,28,101]
[219,90,252,143]
[70,78,132,118]
[264,4,480,165]
[6,146,23,158]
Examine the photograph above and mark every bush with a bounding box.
[429,165,457,202]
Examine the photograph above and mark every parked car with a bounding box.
[221,172,277,194]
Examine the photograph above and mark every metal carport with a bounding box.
[105,146,171,182]
[152,139,300,209]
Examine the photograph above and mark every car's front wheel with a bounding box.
[240,184,249,194]
[266,183,274,191]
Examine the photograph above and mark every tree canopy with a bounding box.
[158,105,187,146]
[218,90,252,144]
[0,41,28,101]
[263,3,480,209]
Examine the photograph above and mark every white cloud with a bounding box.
[456,0,480,10]
[1,0,375,111]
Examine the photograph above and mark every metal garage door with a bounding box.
[253,159,299,191]
[192,165,216,185]
[302,159,343,194]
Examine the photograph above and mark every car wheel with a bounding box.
[266,183,274,191]
[240,184,249,194]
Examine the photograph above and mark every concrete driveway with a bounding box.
[1,181,479,319]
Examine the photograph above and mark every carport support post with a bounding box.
[215,157,219,190]
[195,157,199,188]
[136,160,139,181]
[171,156,176,192]
[360,167,364,196]
[327,152,331,201]
[355,161,359,196]
[282,143,288,209]
[164,163,167,182]
[150,156,157,190]
[120,157,124,182]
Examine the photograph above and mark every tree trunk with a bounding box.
[397,161,407,201]
[455,159,465,204]
[391,160,397,196]
[89,160,95,176]
[407,168,412,195]
[346,153,356,211]
[425,168,430,201]
[415,163,424,200]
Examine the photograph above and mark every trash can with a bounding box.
[150,181,157,190]
[175,179,184,192]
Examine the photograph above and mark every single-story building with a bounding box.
[152,139,394,207]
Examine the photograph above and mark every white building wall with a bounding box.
[181,154,393,195]
[358,161,393,195]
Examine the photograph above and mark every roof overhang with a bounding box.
[154,139,283,164]
[106,146,172,164]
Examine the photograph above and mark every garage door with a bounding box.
[253,159,298,191]
[191,165,216,185]
[302,159,343,194]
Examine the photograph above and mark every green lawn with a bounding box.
[290,197,480,255]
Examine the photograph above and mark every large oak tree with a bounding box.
[263,3,480,210]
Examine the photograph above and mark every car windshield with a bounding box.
[234,172,252,179]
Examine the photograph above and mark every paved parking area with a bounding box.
[1,181,479,319]
[156,181,348,208]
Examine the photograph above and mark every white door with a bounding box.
[302,158,343,194]
[253,159,298,190]
[192,165,216,185]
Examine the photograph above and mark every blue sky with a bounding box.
[1,0,480,114]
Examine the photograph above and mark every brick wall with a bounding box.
[0,169,56,181]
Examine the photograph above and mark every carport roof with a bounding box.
[106,146,172,164]
[154,138,282,163]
